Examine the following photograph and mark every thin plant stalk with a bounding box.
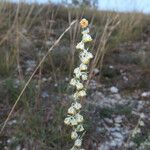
[0,20,77,134]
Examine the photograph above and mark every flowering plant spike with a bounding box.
[64,18,93,150]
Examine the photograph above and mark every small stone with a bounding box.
[8,119,17,125]
[113,94,121,100]
[115,123,121,127]
[141,91,150,98]
[110,86,119,94]
[41,91,49,98]
[111,132,124,139]
[54,83,58,87]
[46,41,52,46]
[104,118,113,124]
[92,68,100,76]
[16,145,21,150]
[109,65,114,69]
[98,143,110,150]
[110,140,117,147]
[110,127,121,132]
[114,116,123,123]
[42,78,47,82]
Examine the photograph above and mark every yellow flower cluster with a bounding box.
[64,19,93,150]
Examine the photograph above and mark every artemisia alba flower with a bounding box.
[79,63,87,71]
[80,18,88,28]
[81,73,88,81]
[76,82,84,90]
[76,41,84,50]
[71,131,78,140]
[82,34,92,42]
[78,90,86,97]
[74,139,82,147]
[75,113,84,123]
[74,67,82,78]
[72,102,82,110]
[76,124,84,132]
[80,57,90,64]
[64,19,93,150]
[68,106,76,115]
[70,78,77,86]
[64,117,71,125]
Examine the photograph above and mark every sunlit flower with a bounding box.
[70,78,77,86]
[73,102,82,110]
[71,131,78,140]
[78,90,86,97]
[68,106,76,115]
[80,18,88,28]
[80,57,90,64]
[74,67,82,78]
[73,92,79,100]
[75,113,84,123]
[64,116,78,126]
[81,73,88,81]
[80,50,93,59]
[82,34,92,42]
[76,124,84,132]
[76,82,84,90]
[64,117,71,125]
[76,41,84,50]
[79,63,87,71]
[79,50,93,64]
[74,139,82,147]
[70,117,78,126]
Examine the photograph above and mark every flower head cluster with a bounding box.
[64,18,93,150]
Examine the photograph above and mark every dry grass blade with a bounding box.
[87,15,120,84]
[0,20,77,134]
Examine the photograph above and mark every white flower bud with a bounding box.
[139,120,144,126]
[140,113,145,118]
[73,102,82,110]
[68,107,76,115]
[70,117,78,126]
[80,57,90,64]
[70,78,77,86]
[82,34,92,43]
[81,73,88,81]
[75,113,84,123]
[64,117,70,125]
[76,82,84,90]
[76,125,84,132]
[78,90,86,97]
[73,92,79,100]
[71,131,78,140]
[87,52,93,59]
[80,50,93,60]
[76,41,84,50]
[74,139,82,147]
[79,63,87,71]
[74,67,82,78]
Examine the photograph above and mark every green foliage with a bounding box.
[99,105,132,118]
[11,104,71,150]
[133,134,147,147]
